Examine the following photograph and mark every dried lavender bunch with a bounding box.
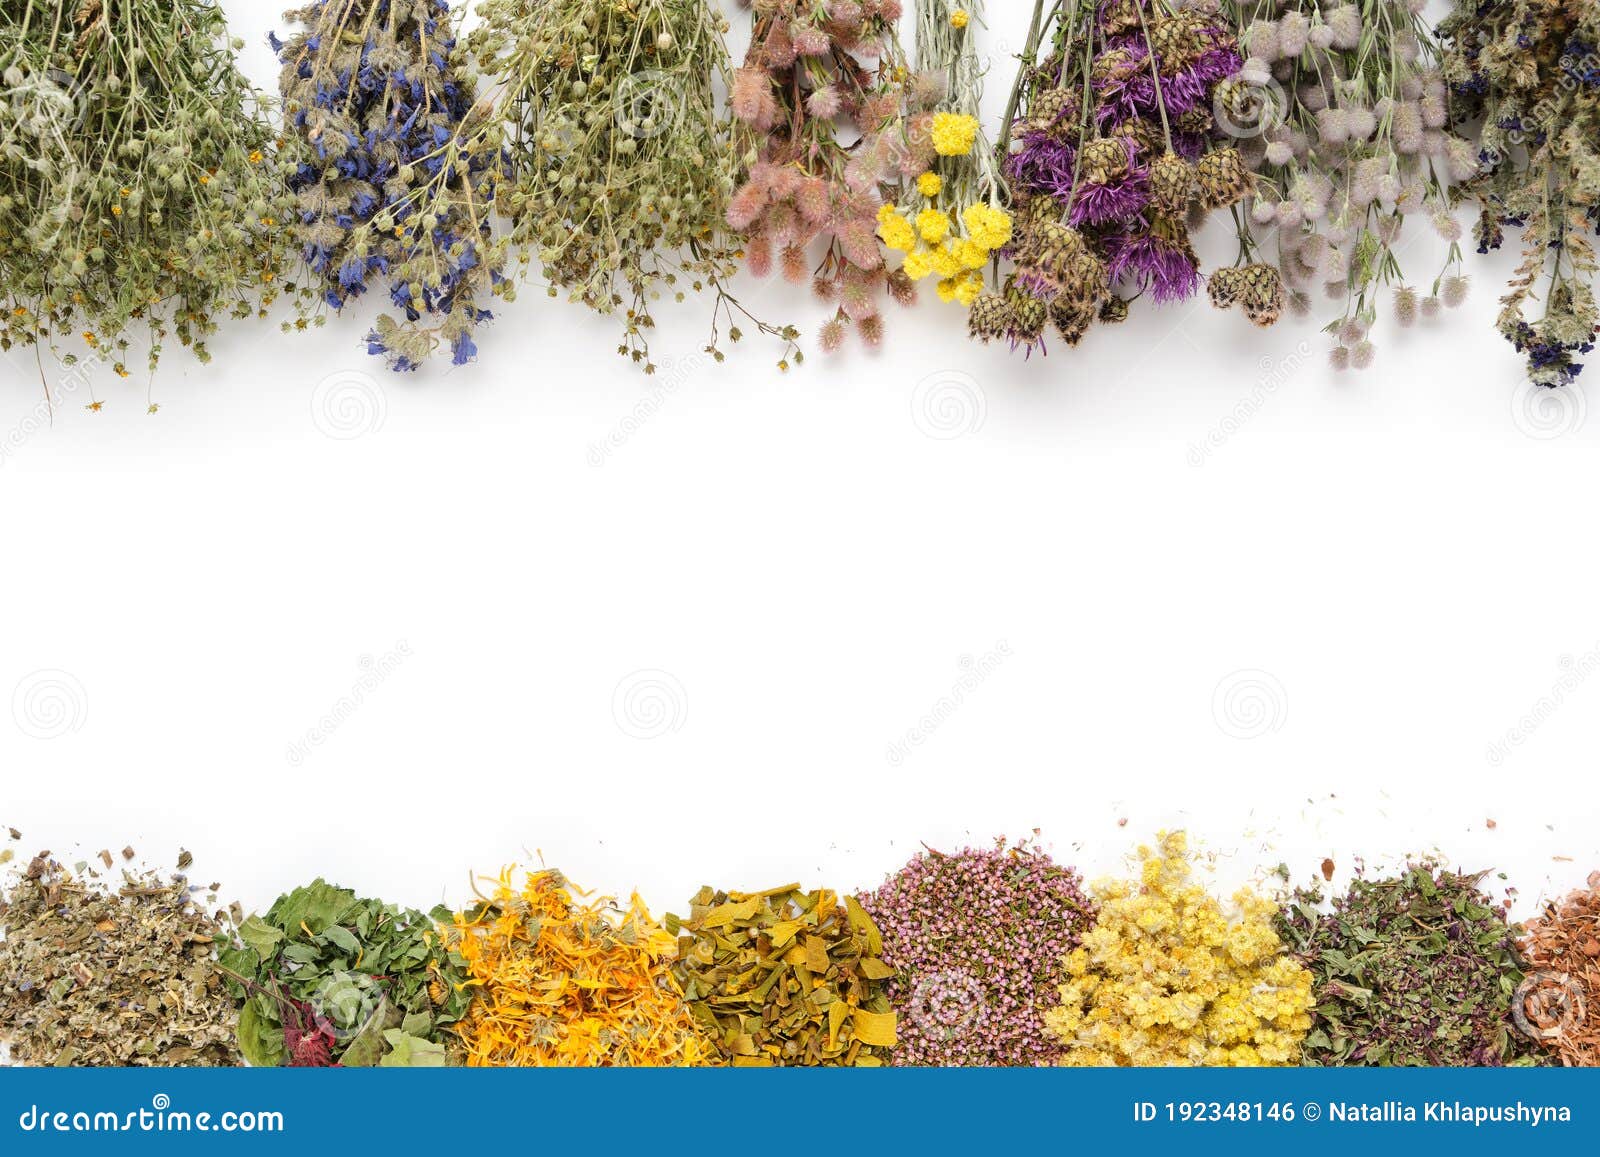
[275,0,505,371]
[1220,1,1478,369]
[0,0,305,402]
[728,0,921,353]
[974,0,1256,354]
[1440,0,1599,387]
[468,0,796,373]
[876,0,1015,311]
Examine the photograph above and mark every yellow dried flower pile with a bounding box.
[1044,831,1314,1067]
[442,867,716,1067]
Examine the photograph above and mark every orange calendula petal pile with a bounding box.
[441,867,715,1067]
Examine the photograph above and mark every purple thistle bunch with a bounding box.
[973,0,1265,353]
[858,839,1095,1067]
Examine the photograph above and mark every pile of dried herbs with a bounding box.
[0,0,306,396]
[667,883,897,1066]
[0,848,239,1066]
[858,838,1094,1066]
[273,0,504,371]
[1277,862,1547,1066]
[1516,872,1600,1067]
[442,867,715,1066]
[468,0,797,372]
[219,878,468,1067]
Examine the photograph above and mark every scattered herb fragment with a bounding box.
[668,882,897,1066]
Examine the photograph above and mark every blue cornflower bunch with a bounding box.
[275,0,507,370]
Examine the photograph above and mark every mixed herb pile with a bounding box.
[219,878,468,1067]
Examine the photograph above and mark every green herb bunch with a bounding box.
[1440,0,1600,387]
[466,0,797,373]
[0,0,306,398]
[274,0,507,371]
[219,878,469,1067]
[1277,863,1549,1067]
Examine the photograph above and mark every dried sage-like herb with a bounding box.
[0,850,238,1066]
[218,878,468,1067]
[667,883,897,1066]
[1278,862,1547,1066]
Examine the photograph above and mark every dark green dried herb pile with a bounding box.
[218,878,469,1067]
[1277,863,1548,1067]
[0,847,239,1066]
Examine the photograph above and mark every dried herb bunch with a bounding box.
[1220,0,1478,369]
[0,849,239,1066]
[728,0,922,353]
[470,0,797,372]
[1440,0,1599,386]
[667,883,898,1065]
[274,0,505,371]
[975,0,1255,353]
[1515,871,1600,1067]
[219,878,469,1067]
[1278,862,1547,1066]
[858,838,1095,1066]
[0,0,303,397]
[876,1,1013,311]
[1045,832,1314,1066]
[442,867,715,1066]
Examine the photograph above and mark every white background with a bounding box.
[1,1,1596,922]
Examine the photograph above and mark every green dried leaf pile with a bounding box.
[219,878,468,1067]
[667,882,898,1066]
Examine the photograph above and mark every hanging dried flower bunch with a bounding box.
[974,0,1255,353]
[728,0,922,354]
[876,2,1013,310]
[1219,1,1478,370]
[1440,0,1599,387]
[469,0,799,373]
[275,0,505,371]
[0,0,305,403]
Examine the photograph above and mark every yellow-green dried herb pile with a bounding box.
[667,883,898,1066]
[0,848,240,1066]
[0,0,306,392]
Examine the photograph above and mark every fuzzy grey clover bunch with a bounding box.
[1216,0,1479,369]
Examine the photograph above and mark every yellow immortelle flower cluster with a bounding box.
[1044,831,1314,1067]
[930,112,980,157]
[878,198,1012,306]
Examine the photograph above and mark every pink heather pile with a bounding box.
[858,842,1095,1066]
